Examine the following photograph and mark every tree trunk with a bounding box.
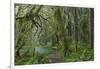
[89,8,94,49]
[74,8,78,52]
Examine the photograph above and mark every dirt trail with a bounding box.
[49,52,62,63]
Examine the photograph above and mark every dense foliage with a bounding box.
[14,4,94,65]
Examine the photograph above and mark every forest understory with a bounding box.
[14,4,94,65]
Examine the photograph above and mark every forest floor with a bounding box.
[49,52,62,63]
[15,43,94,65]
